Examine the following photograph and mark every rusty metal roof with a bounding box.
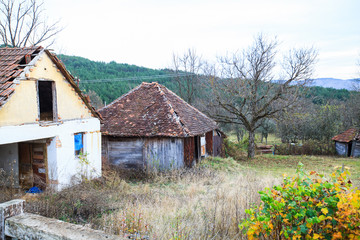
[0,46,42,107]
[99,82,218,137]
[0,47,100,119]
[332,128,357,143]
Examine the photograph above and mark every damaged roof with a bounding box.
[99,82,218,137]
[0,46,42,107]
[332,128,357,143]
[0,46,100,118]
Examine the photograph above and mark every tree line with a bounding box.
[1,0,358,159]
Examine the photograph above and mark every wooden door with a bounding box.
[18,143,47,189]
[31,143,47,189]
[18,143,33,189]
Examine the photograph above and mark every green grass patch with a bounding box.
[238,154,360,186]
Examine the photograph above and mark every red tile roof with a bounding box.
[0,47,100,119]
[99,82,218,137]
[0,46,42,107]
[332,128,357,143]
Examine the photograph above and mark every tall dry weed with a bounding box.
[25,159,279,239]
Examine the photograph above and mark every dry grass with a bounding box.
[0,167,23,203]
[12,153,360,239]
[25,158,279,239]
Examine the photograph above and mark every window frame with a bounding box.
[37,80,58,122]
[74,132,84,156]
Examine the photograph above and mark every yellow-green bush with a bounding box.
[240,163,360,239]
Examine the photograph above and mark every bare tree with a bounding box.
[0,0,61,47]
[207,34,317,158]
[171,49,203,104]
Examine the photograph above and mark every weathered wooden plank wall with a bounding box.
[101,136,109,162]
[184,137,195,167]
[213,132,224,157]
[144,138,184,170]
[335,142,348,156]
[351,141,360,157]
[108,138,144,169]
[205,131,213,156]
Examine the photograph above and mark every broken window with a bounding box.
[74,133,84,156]
[38,81,57,121]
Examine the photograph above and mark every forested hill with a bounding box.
[58,54,352,107]
[58,54,177,105]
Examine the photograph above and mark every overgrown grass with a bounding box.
[7,152,360,239]
[25,160,278,239]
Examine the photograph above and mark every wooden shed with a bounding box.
[99,82,224,170]
[332,128,357,157]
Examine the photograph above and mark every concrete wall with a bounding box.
[0,51,92,127]
[0,81,38,126]
[1,199,121,240]
[0,118,101,190]
[0,143,19,187]
[29,52,92,120]
[56,130,102,189]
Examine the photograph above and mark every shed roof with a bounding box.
[99,82,218,137]
[0,46,99,118]
[332,128,357,143]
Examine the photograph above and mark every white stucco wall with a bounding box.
[56,130,102,189]
[0,143,19,187]
[0,118,101,190]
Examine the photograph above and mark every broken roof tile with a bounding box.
[99,82,218,137]
[0,46,42,106]
[332,128,357,143]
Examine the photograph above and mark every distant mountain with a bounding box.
[309,78,359,90]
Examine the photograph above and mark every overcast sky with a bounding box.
[44,0,360,79]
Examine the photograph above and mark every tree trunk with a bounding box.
[248,130,256,158]
[236,130,240,143]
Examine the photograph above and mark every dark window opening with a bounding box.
[74,133,84,156]
[38,81,56,121]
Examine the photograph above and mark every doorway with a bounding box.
[18,142,47,190]
[38,81,57,121]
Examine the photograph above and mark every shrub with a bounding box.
[240,163,360,239]
[274,140,336,156]
[224,138,246,160]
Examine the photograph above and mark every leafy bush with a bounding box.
[240,163,360,239]
[224,138,246,160]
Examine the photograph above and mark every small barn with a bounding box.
[351,131,360,157]
[99,82,224,170]
[0,47,102,191]
[332,128,357,157]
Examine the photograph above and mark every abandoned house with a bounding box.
[99,82,224,170]
[0,47,102,191]
[332,128,359,157]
